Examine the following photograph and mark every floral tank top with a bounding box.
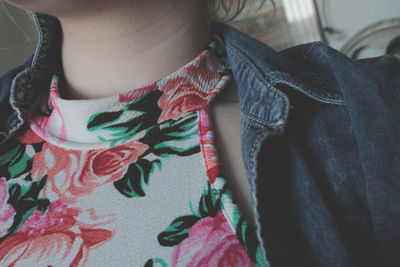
[0,37,266,267]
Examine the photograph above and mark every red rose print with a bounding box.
[16,128,44,145]
[31,140,149,203]
[119,83,159,103]
[198,107,220,184]
[157,50,229,123]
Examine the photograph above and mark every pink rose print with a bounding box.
[172,211,254,267]
[119,82,159,103]
[198,107,220,184]
[157,50,228,123]
[0,200,114,267]
[0,178,16,238]
[29,81,67,144]
[31,140,149,203]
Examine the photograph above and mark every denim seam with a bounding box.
[304,41,321,60]
[1,69,34,144]
[240,108,279,126]
[293,41,346,104]
[0,13,47,145]
[249,132,265,169]
[31,12,43,69]
[0,112,19,144]
[226,43,289,127]
[249,130,270,265]
[269,72,345,104]
[228,39,345,105]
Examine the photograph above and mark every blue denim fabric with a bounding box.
[1,12,399,267]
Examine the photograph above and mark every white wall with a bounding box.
[315,0,400,51]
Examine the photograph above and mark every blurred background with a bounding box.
[1,0,400,75]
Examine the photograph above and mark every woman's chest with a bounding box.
[211,80,256,231]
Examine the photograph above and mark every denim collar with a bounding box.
[212,23,344,127]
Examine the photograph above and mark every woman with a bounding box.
[0,0,399,266]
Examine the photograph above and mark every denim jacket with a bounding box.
[1,12,399,267]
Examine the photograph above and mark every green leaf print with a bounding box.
[234,212,260,263]
[155,178,267,265]
[0,138,43,180]
[144,258,168,267]
[157,181,223,248]
[157,215,200,247]
[157,178,267,266]
[256,246,268,267]
[140,112,200,158]
[214,176,265,265]
[210,34,231,75]
[112,111,200,199]
[113,158,161,198]
[87,90,163,145]
[87,111,123,130]
[198,182,222,218]
[1,175,50,240]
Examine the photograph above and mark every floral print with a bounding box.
[172,211,253,267]
[30,140,149,203]
[199,107,220,184]
[0,36,267,266]
[0,178,16,237]
[156,178,265,267]
[157,49,230,123]
[119,82,158,103]
[29,77,68,145]
[27,37,231,150]
[0,200,113,267]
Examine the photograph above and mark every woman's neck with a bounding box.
[58,0,211,100]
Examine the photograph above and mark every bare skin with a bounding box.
[6,0,212,99]
[5,0,255,229]
[211,80,256,230]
